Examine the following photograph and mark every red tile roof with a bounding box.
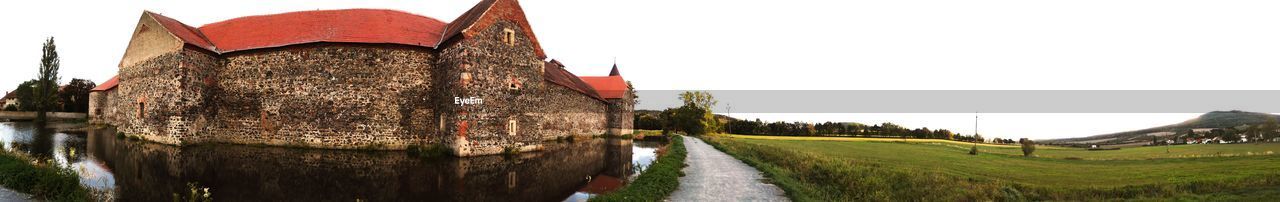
[147,11,217,51]
[2,91,15,100]
[440,0,497,45]
[578,76,628,99]
[91,76,119,92]
[544,60,604,101]
[142,0,546,58]
[197,9,447,53]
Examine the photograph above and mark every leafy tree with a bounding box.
[663,91,719,135]
[1264,117,1279,142]
[1019,138,1036,157]
[14,80,38,111]
[58,78,95,113]
[678,91,716,110]
[35,37,61,122]
[1221,128,1242,143]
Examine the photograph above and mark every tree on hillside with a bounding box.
[1264,117,1279,142]
[58,78,95,113]
[1221,128,1242,143]
[1019,138,1036,157]
[35,37,61,122]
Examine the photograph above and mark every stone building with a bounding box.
[88,0,634,156]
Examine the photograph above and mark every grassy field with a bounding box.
[705,134,1280,201]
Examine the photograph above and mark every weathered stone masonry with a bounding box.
[89,0,634,156]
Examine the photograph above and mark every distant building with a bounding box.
[2,91,16,109]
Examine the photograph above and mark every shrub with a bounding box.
[1019,138,1036,157]
[406,144,450,158]
[0,151,89,202]
[969,145,979,155]
[173,182,213,202]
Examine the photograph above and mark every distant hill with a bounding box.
[1045,110,1280,144]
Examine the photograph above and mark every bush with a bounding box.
[0,151,89,202]
[406,144,450,158]
[590,136,687,201]
[969,145,979,155]
[1019,138,1036,157]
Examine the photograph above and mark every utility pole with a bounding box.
[974,112,979,146]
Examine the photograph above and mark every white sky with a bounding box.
[3,0,1280,140]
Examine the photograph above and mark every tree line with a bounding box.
[722,119,991,143]
[632,91,1005,143]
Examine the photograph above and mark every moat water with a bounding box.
[0,122,665,201]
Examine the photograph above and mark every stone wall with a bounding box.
[110,48,214,144]
[205,44,436,149]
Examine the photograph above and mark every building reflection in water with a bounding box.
[70,126,659,201]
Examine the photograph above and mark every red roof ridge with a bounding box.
[145,11,218,51]
[91,76,120,92]
[544,60,605,101]
[197,8,448,53]
[578,75,628,99]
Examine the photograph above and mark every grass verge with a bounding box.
[0,150,89,202]
[590,136,687,202]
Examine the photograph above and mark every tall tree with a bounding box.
[35,37,61,122]
[1264,117,1279,142]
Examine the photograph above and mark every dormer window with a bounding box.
[501,28,516,46]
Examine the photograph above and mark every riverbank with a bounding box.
[590,135,686,202]
[701,134,1280,201]
[0,150,89,202]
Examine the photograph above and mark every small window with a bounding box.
[501,28,516,46]
[439,116,446,131]
[508,119,518,136]
[137,101,146,117]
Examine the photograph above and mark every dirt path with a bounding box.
[668,136,788,202]
[0,187,35,202]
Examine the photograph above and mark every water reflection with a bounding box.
[0,122,665,201]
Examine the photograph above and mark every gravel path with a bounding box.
[0,187,35,202]
[668,136,788,202]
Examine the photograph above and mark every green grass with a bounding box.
[704,134,1280,201]
[590,136,687,202]
[0,150,89,202]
